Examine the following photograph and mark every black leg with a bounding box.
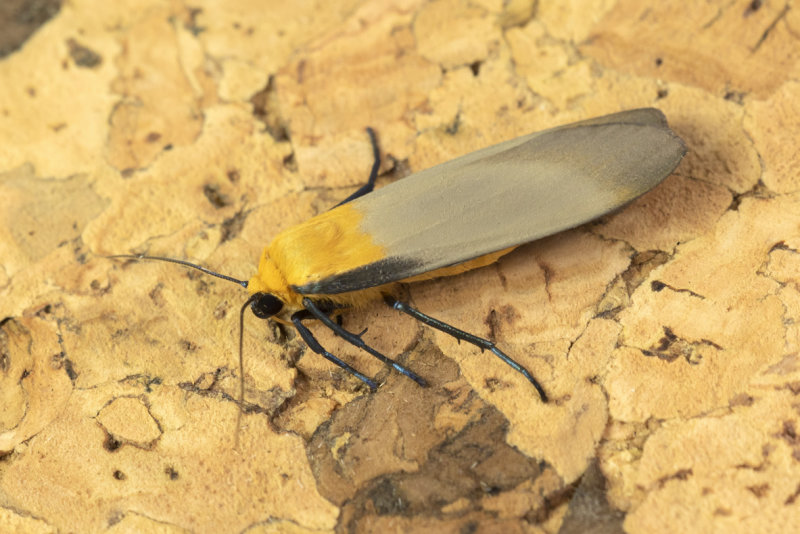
[333,127,380,207]
[383,295,548,402]
[291,310,377,390]
[302,298,427,387]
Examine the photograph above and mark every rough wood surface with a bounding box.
[1,1,799,532]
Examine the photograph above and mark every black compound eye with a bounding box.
[250,293,283,319]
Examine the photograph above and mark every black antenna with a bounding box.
[235,293,262,448]
[108,254,249,288]
[109,252,254,447]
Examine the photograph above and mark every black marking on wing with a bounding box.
[293,256,423,295]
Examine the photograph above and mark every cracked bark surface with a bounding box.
[1,1,799,532]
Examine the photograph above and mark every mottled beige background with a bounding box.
[1,1,799,533]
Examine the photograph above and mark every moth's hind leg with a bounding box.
[382,295,548,402]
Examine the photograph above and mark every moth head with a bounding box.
[249,292,283,319]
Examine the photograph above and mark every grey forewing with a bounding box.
[299,108,686,295]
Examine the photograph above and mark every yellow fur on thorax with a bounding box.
[247,203,386,312]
